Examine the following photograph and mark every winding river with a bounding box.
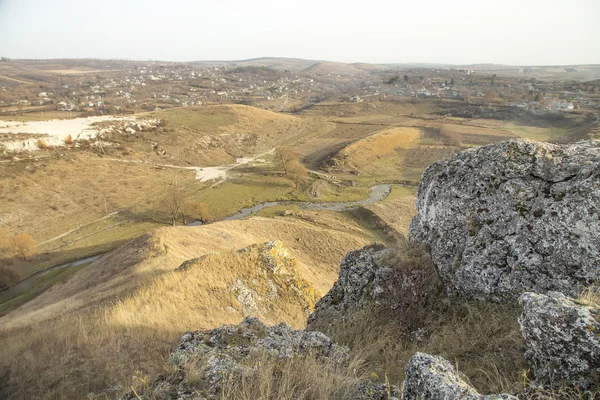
[0,184,391,304]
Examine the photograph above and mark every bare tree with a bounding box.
[286,159,308,189]
[161,187,187,226]
[275,146,299,175]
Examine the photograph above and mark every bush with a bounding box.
[64,135,74,145]
[37,139,49,150]
[12,234,36,260]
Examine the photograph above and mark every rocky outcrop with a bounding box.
[121,316,401,400]
[307,244,439,330]
[176,241,320,319]
[519,291,600,390]
[122,316,349,399]
[409,139,600,301]
[232,240,320,315]
[402,352,517,400]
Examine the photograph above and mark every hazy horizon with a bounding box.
[1,0,599,66]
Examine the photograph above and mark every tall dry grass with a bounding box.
[0,248,320,399]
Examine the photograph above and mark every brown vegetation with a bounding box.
[11,234,36,260]
[275,146,308,188]
[36,138,49,149]
[0,212,375,398]
[439,124,463,147]
[286,159,308,188]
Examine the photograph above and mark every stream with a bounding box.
[189,184,391,225]
[0,254,102,304]
[0,184,391,304]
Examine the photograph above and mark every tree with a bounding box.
[439,125,463,147]
[275,146,300,175]
[286,159,308,189]
[182,202,212,225]
[161,187,187,226]
[12,234,36,260]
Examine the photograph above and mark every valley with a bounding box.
[0,57,598,399]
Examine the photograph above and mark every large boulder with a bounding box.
[307,244,440,330]
[402,352,517,400]
[409,139,600,301]
[519,291,600,390]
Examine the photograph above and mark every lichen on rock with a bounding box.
[519,291,600,391]
[409,139,600,301]
[402,352,517,400]
[122,316,350,399]
[307,243,440,331]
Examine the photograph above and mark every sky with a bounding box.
[0,0,598,65]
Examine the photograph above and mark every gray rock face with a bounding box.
[409,139,600,301]
[354,380,402,400]
[402,352,517,400]
[122,316,349,399]
[519,292,600,390]
[307,244,439,329]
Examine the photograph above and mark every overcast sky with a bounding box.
[0,0,598,65]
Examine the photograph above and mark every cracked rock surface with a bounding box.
[519,291,600,390]
[409,139,600,301]
[402,352,517,400]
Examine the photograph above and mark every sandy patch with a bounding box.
[0,116,158,151]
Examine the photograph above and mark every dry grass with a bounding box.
[221,352,371,400]
[578,283,600,307]
[364,185,416,238]
[333,127,421,170]
[0,213,376,399]
[110,248,318,331]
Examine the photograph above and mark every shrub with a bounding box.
[12,234,36,260]
[37,139,49,150]
[64,135,74,145]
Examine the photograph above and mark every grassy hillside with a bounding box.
[0,211,382,398]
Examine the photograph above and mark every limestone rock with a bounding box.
[121,316,349,399]
[353,380,402,400]
[307,244,439,329]
[402,352,517,400]
[409,139,600,301]
[519,291,600,390]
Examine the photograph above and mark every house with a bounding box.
[57,101,75,111]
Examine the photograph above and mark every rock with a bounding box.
[519,291,600,390]
[409,139,600,301]
[238,240,297,276]
[402,352,517,400]
[177,241,320,318]
[307,244,439,331]
[353,380,402,400]
[121,316,350,399]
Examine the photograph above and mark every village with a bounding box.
[1,59,599,119]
